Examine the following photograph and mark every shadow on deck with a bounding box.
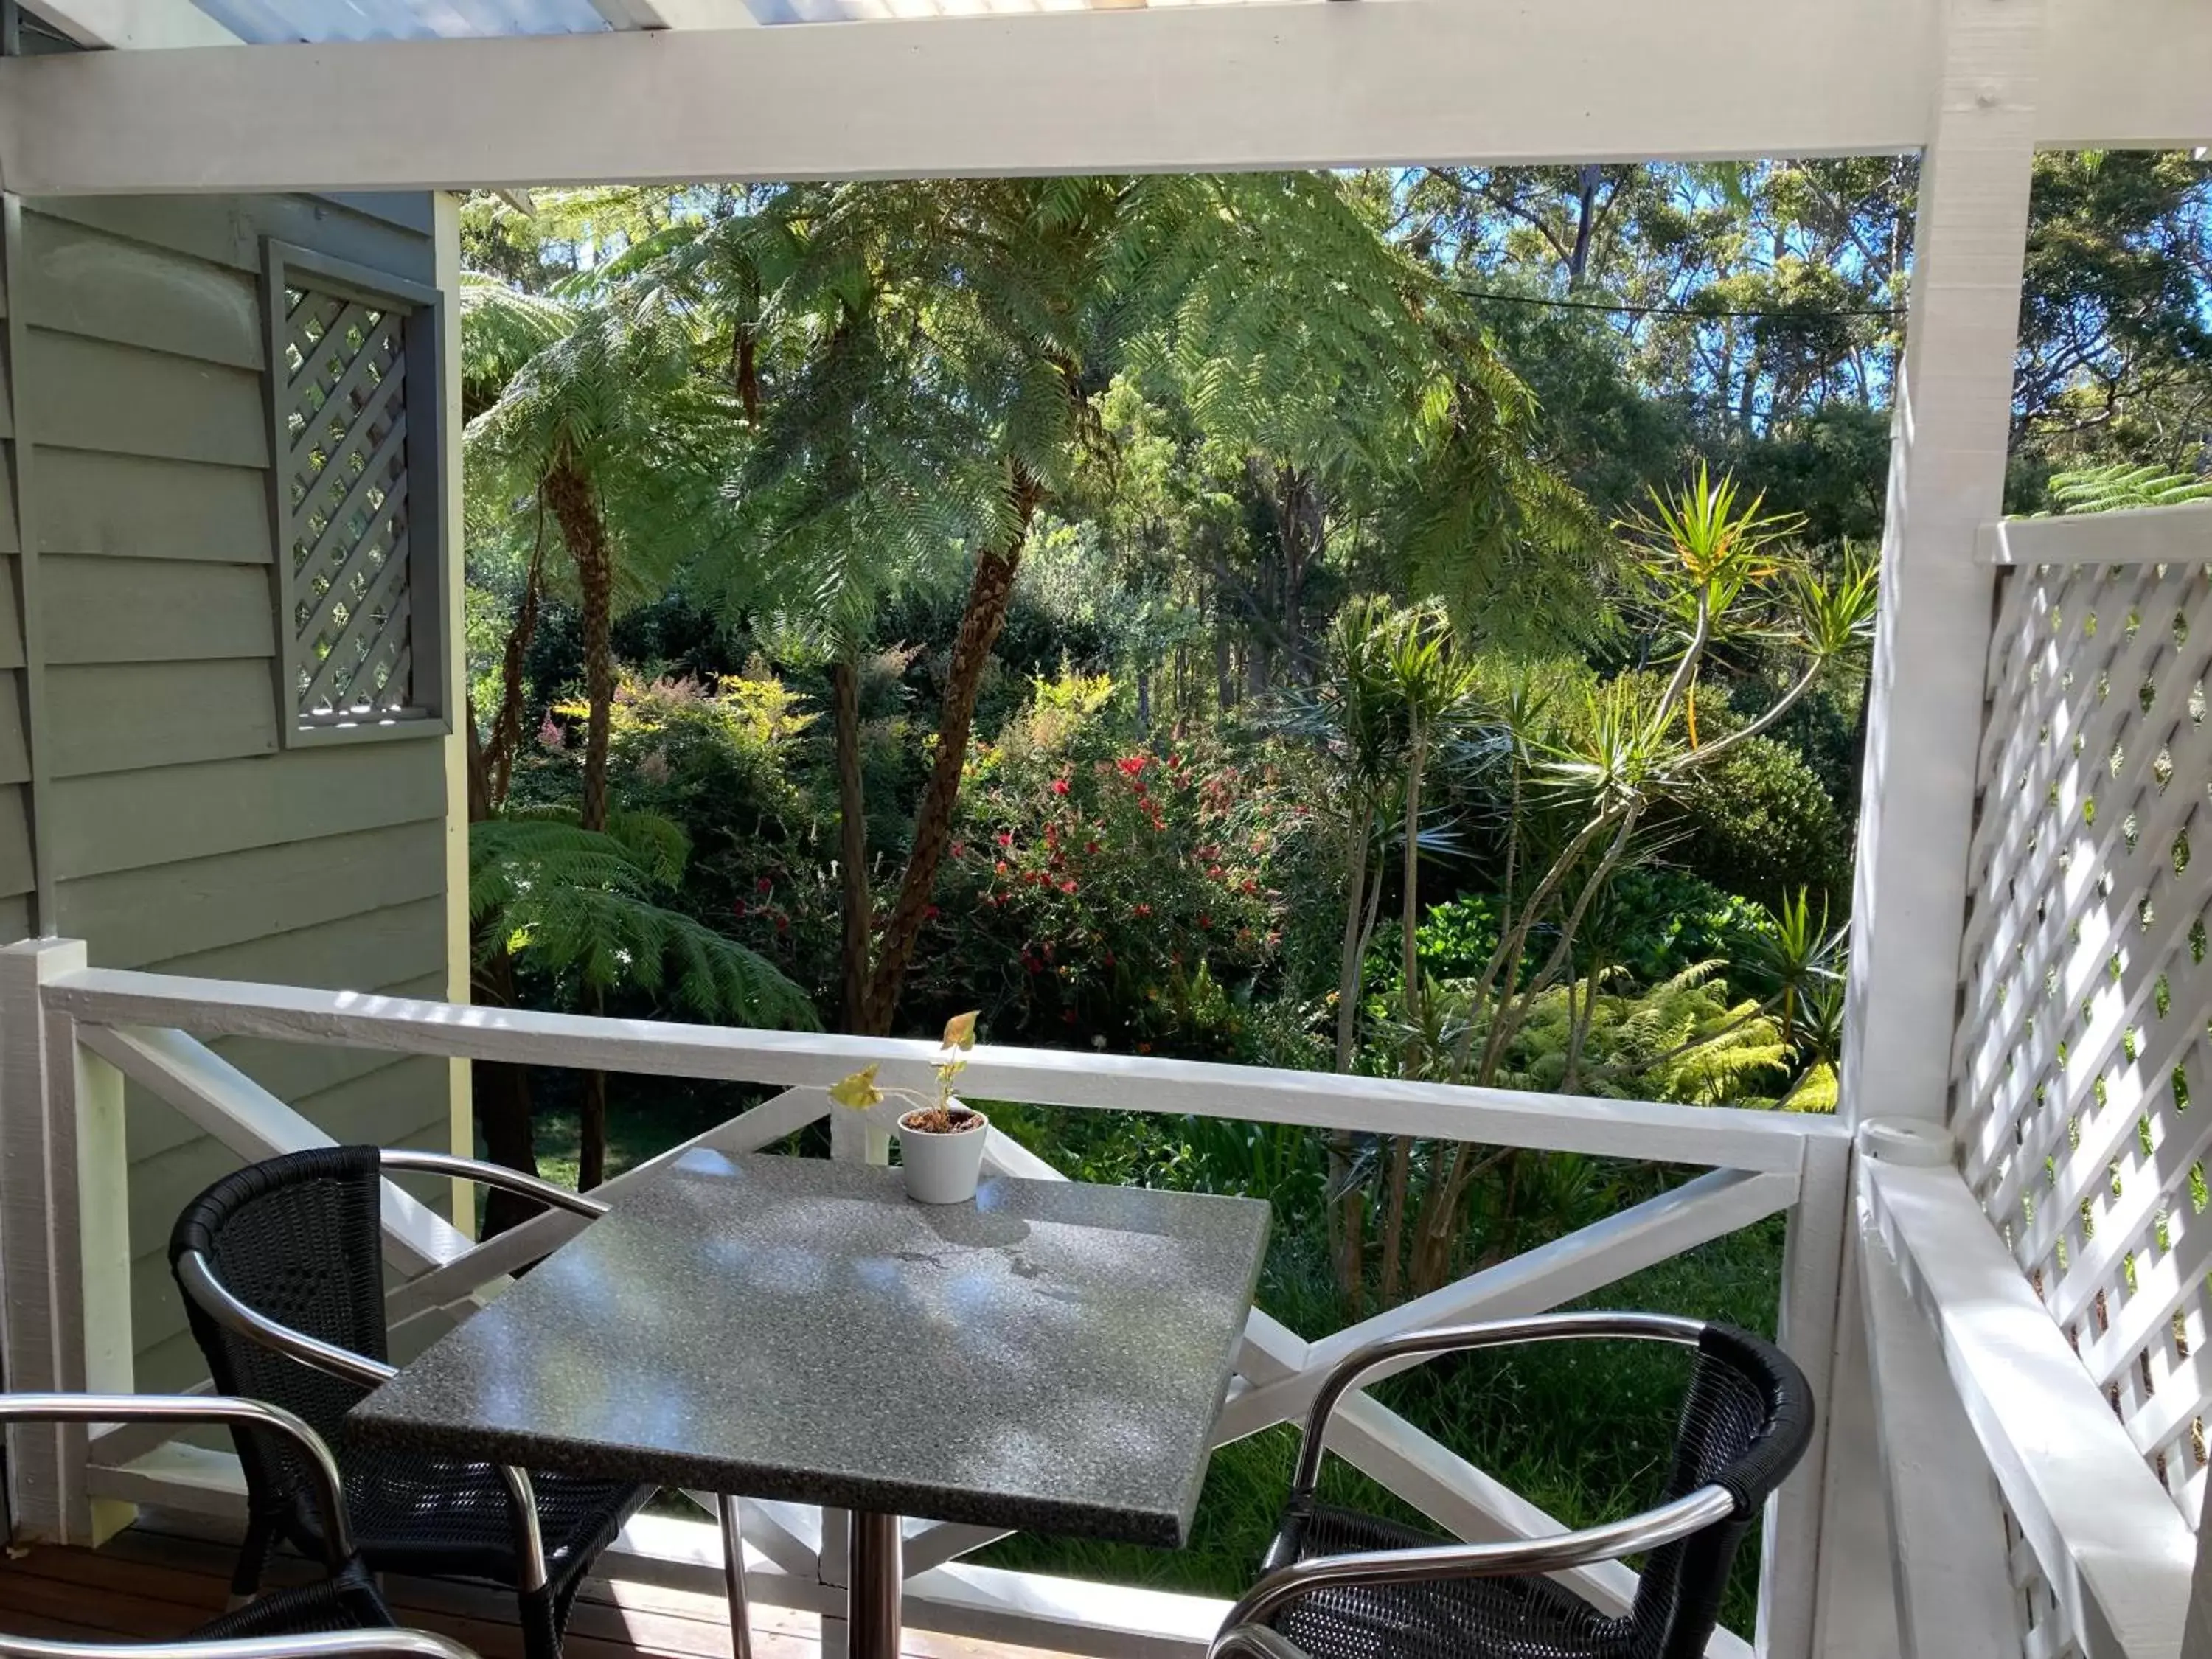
[0,1519,1074,1659]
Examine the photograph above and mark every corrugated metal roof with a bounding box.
[189,0,1256,39]
[190,0,615,42]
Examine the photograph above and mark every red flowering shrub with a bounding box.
[908,672,1313,1057]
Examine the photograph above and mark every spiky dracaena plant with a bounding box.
[1360,468,1877,1301]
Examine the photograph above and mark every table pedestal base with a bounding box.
[849,1510,903,1659]
[717,1494,754,1659]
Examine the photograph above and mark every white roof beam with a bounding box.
[0,0,2207,196]
[587,0,762,27]
[17,0,236,49]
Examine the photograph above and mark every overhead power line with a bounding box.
[1454,285,1905,321]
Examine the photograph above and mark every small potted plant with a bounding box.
[829,1012,989,1203]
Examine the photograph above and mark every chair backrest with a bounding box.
[168,1147,392,1515]
[1627,1323,1814,1659]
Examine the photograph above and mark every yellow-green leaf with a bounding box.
[942,1011,979,1051]
[828,1065,885,1110]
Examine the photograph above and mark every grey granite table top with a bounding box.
[347,1149,1270,1546]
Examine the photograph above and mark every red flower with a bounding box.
[1137,1041,1153,1054]
[733,899,749,917]
[951,841,967,858]
[1062,1009,1078,1025]
[1241,878,1259,895]
[755,876,773,894]
[925,905,940,921]
[1102,950,1116,967]
[1199,914,1213,930]
[1116,756,1147,777]
[995,860,1011,877]
[995,831,1014,849]
[1135,903,1153,918]
[1207,864,1225,881]
[1021,953,1041,975]
[1060,878,1078,895]
[1051,778,1070,796]
[1085,840,1102,855]
[774,914,790,934]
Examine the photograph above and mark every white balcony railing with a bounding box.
[0,939,2198,1658]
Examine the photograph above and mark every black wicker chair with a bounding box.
[0,1391,465,1654]
[1214,1312,1815,1659]
[168,1147,656,1659]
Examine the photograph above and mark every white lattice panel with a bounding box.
[1954,555,2212,1525]
[2004,1505,2086,1659]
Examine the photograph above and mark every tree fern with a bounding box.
[471,810,817,1029]
[2048,461,2212,513]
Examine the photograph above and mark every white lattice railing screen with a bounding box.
[267,240,441,738]
[1954,542,2212,1526]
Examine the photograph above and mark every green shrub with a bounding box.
[1673,734,1851,905]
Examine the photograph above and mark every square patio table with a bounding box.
[347,1147,1271,1659]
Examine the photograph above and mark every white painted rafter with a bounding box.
[4,0,2211,197]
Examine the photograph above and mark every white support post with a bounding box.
[432,189,474,1239]
[1823,1,2048,1652]
[2188,1482,2212,1659]
[1761,1132,1851,1659]
[0,938,133,1545]
[1854,1131,2020,1659]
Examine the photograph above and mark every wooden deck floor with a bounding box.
[0,1521,1072,1659]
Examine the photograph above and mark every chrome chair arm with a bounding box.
[173,1253,550,1593]
[1206,1625,1315,1659]
[1221,1483,1737,1635]
[0,1631,480,1659]
[1287,1312,1707,1496]
[0,1394,355,1568]
[378,1150,607,1222]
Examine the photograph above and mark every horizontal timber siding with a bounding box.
[4,193,455,1388]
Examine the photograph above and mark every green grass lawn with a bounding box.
[521,1078,1780,1638]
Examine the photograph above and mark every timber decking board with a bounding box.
[0,1521,1077,1659]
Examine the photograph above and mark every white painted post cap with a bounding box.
[1855,1117,1954,1167]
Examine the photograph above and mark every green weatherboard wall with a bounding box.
[0,190,455,1391]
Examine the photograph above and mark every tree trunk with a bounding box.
[1215,630,1235,712]
[482,503,548,810]
[1333,801,1373,1072]
[470,947,543,1237]
[1568,164,1601,283]
[858,473,1043,1034]
[465,711,540,1236]
[542,448,616,1187]
[578,1044,608,1192]
[543,451,615,835]
[833,653,874,1033]
[465,695,492,827]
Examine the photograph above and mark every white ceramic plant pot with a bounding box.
[897,1099,989,1203]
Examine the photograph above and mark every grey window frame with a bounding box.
[262,236,450,748]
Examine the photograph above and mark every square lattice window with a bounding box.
[265,239,448,745]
